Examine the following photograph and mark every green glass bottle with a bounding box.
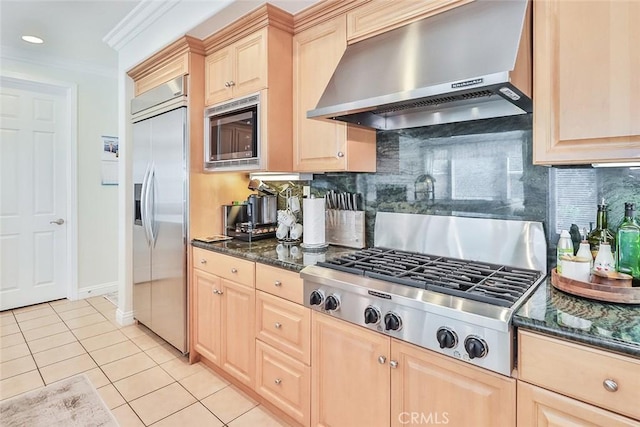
[616,202,640,282]
[587,203,616,260]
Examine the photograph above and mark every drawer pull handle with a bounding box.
[274,378,282,385]
[390,360,398,369]
[213,289,224,295]
[274,280,282,287]
[231,268,238,273]
[274,322,282,329]
[200,259,207,264]
[378,355,386,364]
[603,379,618,392]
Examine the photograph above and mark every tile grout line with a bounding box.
[3,299,275,427]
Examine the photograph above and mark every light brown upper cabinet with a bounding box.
[128,36,205,97]
[202,5,294,172]
[205,28,267,106]
[346,0,473,43]
[293,15,376,173]
[533,0,640,165]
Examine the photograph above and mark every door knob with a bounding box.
[50,218,65,225]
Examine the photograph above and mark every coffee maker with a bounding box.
[223,194,277,241]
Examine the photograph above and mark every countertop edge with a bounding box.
[513,316,640,359]
[192,240,304,272]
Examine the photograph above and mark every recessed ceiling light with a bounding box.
[22,35,44,44]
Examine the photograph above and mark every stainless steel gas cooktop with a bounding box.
[301,213,547,376]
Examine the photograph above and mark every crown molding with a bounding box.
[202,3,294,55]
[103,0,180,52]
[0,45,117,78]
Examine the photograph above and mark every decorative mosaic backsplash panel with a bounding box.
[309,115,640,271]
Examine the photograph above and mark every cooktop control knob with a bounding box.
[464,336,488,359]
[436,327,458,349]
[364,306,381,325]
[309,290,324,306]
[324,295,340,311]
[384,312,402,331]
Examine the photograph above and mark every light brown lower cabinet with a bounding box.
[517,330,640,426]
[312,311,390,427]
[191,249,256,389]
[391,338,515,427]
[220,278,255,388]
[256,340,311,426]
[192,268,221,365]
[517,381,639,427]
[311,312,515,427]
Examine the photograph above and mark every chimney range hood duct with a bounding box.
[307,0,532,130]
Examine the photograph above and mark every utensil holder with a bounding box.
[325,209,365,249]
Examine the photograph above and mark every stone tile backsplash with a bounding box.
[309,115,640,272]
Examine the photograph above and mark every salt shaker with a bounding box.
[576,241,593,269]
[593,242,615,272]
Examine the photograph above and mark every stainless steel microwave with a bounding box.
[204,93,260,171]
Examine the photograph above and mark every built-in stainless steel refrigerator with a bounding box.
[131,76,188,353]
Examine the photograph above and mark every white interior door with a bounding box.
[1,78,69,310]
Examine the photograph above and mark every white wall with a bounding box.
[0,58,119,297]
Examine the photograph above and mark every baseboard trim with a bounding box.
[76,281,118,300]
[116,309,135,327]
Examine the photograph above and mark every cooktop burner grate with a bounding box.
[317,248,541,307]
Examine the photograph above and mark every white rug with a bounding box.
[0,374,118,427]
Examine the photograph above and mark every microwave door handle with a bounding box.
[140,164,151,246]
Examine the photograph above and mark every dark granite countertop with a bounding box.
[514,279,640,359]
[192,238,359,272]
[194,239,640,359]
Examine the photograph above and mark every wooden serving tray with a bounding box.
[551,269,640,304]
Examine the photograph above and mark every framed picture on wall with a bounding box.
[101,135,118,185]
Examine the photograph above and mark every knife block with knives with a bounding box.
[324,191,365,249]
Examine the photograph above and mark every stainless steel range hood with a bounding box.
[308,0,532,130]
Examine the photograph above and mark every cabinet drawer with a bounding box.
[255,263,304,304]
[519,330,640,420]
[256,291,310,364]
[192,247,255,288]
[256,340,310,427]
[517,381,639,427]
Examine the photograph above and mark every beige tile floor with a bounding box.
[0,296,289,427]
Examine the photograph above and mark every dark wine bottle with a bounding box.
[616,202,640,282]
[587,202,615,260]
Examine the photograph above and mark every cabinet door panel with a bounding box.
[221,279,255,387]
[193,269,221,365]
[517,381,639,427]
[205,48,233,105]
[312,312,390,427]
[390,339,515,427]
[533,0,640,164]
[293,16,348,172]
[233,29,267,98]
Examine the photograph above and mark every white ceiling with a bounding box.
[0,0,319,75]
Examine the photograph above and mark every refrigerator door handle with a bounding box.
[140,163,152,246]
[148,164,157,247]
